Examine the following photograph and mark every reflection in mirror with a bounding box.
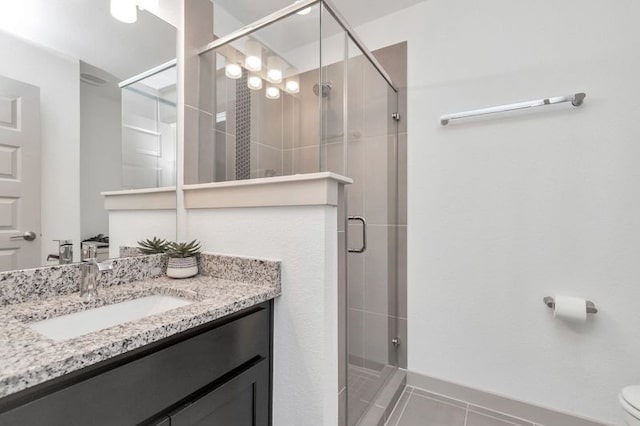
[0,0,177,271]
[190,2,370,185]
[120,61,177,189]
[188,4,324,185]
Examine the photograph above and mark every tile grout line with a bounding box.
[467,402,539,425]
[410,390,468,411]
[389,392,412,426]
[466,409,529,426]
[384,388,405,426]
[398,386,415,423]
[411,386,473,410]
[411,384,544,426]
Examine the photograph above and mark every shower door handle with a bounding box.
[348,216,367,253]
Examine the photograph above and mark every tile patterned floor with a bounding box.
[349,365,383,424]
[350,365,382,402]
[386,386,542,426]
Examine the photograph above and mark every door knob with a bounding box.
[10,231,37,241]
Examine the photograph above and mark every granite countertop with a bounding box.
[0,273,280,399]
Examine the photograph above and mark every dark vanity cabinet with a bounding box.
[0,301,273,426]
[168,359,269,426]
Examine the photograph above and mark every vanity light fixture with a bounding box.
[245,40,262,72]
[110,0,137,23]
[285,75,300,94]
[225,63,243,79]
[248,74,263,90]
[266,57,283,83]
[225,51,243,79]
[266,85,280,100]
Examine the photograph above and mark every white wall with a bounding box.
[187,206,338,426]
[0,30,81,263]
[108,210,176,258]
[354,0,640,423]
[152,0,182,28]
[80,67,122,241]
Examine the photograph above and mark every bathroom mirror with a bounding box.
[0,0,177,271]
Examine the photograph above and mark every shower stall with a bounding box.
[119,60,178,190]
[198,1,406,423]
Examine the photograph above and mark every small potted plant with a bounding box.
[137,237,169,255]
[166,240,201,279]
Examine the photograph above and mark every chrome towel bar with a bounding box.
[440,93,586,126]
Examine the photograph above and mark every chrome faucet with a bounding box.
[48,240,73,264]
[80,244,113,301]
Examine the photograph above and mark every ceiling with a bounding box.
[0,0,419,83]
[0,0,176,81]
[213,0,425,70]
[214,0,427,32]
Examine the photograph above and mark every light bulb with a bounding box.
[225,63,242,79]
[266,57,283,83]
[266,85,280,100]
[111,0,137,23]
[285,76,300,94]
[244,40,262,72]
[245,56,261,72]
[267,69,283,83]
[247,74,263,91]
[266,59,282,83]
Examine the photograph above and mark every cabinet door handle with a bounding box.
[347,216,367,253]
[10,231,37,241]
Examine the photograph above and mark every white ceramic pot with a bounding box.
[166,256,198,279]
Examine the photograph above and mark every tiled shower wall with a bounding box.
[196,66,311,183]
[200,67,286,182]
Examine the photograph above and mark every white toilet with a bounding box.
[620,386,640,425]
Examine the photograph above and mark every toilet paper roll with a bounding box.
[553,295,587,321]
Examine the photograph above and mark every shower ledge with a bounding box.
[102,186,177,211]
[183,172,352,209]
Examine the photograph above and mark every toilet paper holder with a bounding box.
[543,296,598,314]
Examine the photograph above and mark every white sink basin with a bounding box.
[27,295,193,342]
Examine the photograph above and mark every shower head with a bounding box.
[313,81,333,97]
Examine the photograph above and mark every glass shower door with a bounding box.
[318,11,400,421]
[345,45,399,425]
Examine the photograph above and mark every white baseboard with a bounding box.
[407,371,611,426]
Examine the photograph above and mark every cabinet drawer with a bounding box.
[0,305,270,426]
[170,359,269,426]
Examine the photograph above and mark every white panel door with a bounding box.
[0,75,41,271]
